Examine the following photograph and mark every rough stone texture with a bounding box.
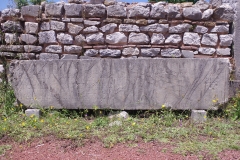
[182,50,194,58]
[165,34,182,44]
[86,32,104,44]
[168,4,182,19]
[210,0,222,8]
[183,32,201,46]
[68,0,83,3]
[24,45,42,53]
[68,23,84,35]
[45,45,62,53]
[104,18,122,24]
[84,20,100,26]
[211,24,229,33]
[119,24,140,32]
[122,48,139,56]
[220,34,233,46]
[106,32,127,44]
[199,47,216,55]
[129,33,149,44]
[191,110,207,123]
[193,0,210,10]
[99,49,121,57]
[83,26,99,33]
[84,49,98,56]
[151,33,165,44]
[64,3,82,17]
[45,3,63,17]
[38,31,56,44]
[100,23,117,33]
[161,49,181,57]
[90,0,104,4]
[169,23,192,33]
[21,5,41,17]
[25,109,41,118]
[107,5,126,18]
[50,21,65,31]
[141,48,160,57]
[25,22,38,34]
[64,45,82,54]
[18,53,36,60]
[136,19,148,25]
[71,18,84,22]
[40,22,50,31]
[75,34,86,45]
[84,4,106,18]
[216,48,231,55]
[140,24,169,33]
[39,53,59,60]
[150,2,167,19]
[57,33,73,44]
[9,59,230,110]
[202,9,214,20]
[20,34,38,45]
[0,45,24,52]
[1,8,20,19]
[213,4,235,22]
[128,4,150,18]
[5,33,18,44]
[61,54,78,59]
[1,20,23,32]
[183,7,202,20]
[193,25,208,33]
[201,33,218,46]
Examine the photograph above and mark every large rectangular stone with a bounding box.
[9,59,230,110]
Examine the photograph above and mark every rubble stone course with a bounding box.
[0,0,235,59]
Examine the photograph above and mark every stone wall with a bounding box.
[0,0,235,60]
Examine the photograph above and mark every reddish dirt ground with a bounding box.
[1,136,240,160]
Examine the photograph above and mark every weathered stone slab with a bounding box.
[84,4,106,18]
[9,59,230,110]
[21,5,41,17]
[64,3,82,17]
[25,22,38,34]
[45,3,63,17]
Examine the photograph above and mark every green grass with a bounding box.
[0,83,240,158]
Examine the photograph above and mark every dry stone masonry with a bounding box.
[0,0,235,60]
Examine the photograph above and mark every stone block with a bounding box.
[0,45,24,52]
[83,26,99,33]
[100,23,117,34]
[150,2,167,19]
[45,45,62,53]
[57,33,73,44]
[105,32,127,45]
[211,24,229,33]
[119,24,140,32]
[75,34,86,45]
[165,34,182,44]
[86,32,104,45]
[129,33,150,44]
[199,47,216,55]
[64,45,82,54]
[40,22,50,31]
[191,110,207,123]
[17,53,36,60]
[1,20,23,32]
[140,24,169,33]
[5,33,18,44]
[24,45,42,53]
[216,48,231,56]
[45,3,63,17]
[100,49,121,57]
[84,49,98,56]
[38,31,56,44]
[107,5,126,18]
[141,48,160,57]
[39,53,59,60]
[183,32,201,46]
[20,34,38,45]
[161,48,181,57]
[202,9,213,20]
[213,4,235,22]
[151,33,165,44]
[220,34,233,46]
[64,3,82,17]
[84,4,106,18]
[201,33,218,46]
[50,21,65,31]
[193,25,208,33]
[128,4,150,18]
[25,109,41,118]
[84,20,100,26]
[182,50,194,58]
[71,18,84,22]
[1,8,20,19]
[193,0,210,10]
[183,7,202,20]
[9,58,230,110]
[21,5,41,17]
[122,48,139,56]
[169,23,192,33]
[68,23,84,35]
[25,22,38,34]
[168,4,182,19]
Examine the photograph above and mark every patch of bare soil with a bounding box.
[1,136,240,160]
